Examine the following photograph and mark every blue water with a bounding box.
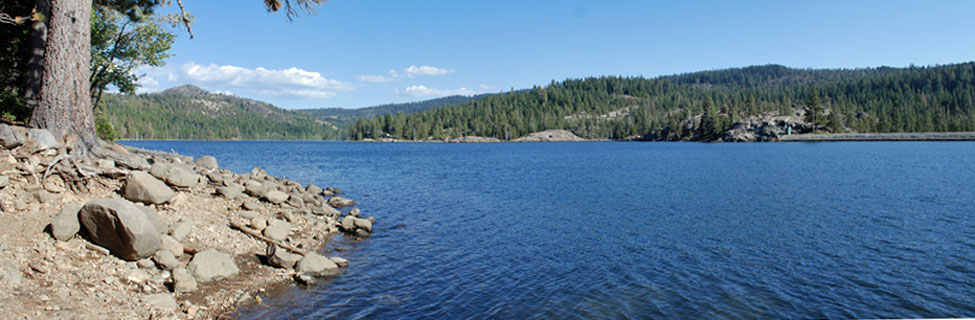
[121,141,975,319]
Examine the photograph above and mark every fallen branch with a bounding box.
[228,221,306,255]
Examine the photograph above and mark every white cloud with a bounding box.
[402,85,478,97]
[356,75,397,83]
[387,65,454,78]
[180,62,353,99]
[213,90,237,96]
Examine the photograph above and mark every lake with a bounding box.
[120,140,975,319]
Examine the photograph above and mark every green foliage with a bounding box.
[90,5,176,107]
[100,86,344,140]
[350,63,975,141]
[95,109,119,141]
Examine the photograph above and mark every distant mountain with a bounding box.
[103,85,345,140]
[350,62,975,141]
[295,94,491,126]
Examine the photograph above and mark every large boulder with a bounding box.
[263,219,291,241]
[266,244,301,269]
[0,176,8,189]
[123,171,175,205]
[194,156,218,170]
[50,204,82,241]
[27,128,58,150]
[0,124,25,149]
[295,252,339,276]
[150,163,202,188]
[187,249,238,282]
[79,199,161,261]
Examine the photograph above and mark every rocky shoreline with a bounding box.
[0,124,374,319]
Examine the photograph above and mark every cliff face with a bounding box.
[717,113,811,142]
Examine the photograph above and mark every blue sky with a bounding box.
[140,0,975,109]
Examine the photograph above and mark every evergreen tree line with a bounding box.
[103,91,344,140]
[349,63,975,141]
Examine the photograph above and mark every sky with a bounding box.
[139,0,975,109]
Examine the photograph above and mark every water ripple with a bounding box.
[121,141,975,319]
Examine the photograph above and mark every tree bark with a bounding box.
[29,0,97,151]
[23,0,50,104]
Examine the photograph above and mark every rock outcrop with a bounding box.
[513,129,586,142]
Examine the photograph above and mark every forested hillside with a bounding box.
[295,94,489,127]
[103,85,345,140]
[349,63,975,141]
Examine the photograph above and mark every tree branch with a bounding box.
[175,0,193,39]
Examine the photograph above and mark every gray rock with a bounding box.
[50,204,82,241]
[340,216,355,232]
[27,128,58,150]
[125,269,151,283]
[244,180,266,198]
[312,205,341,216]
[250,217,267,231]
[172,268,197,293]
[296,253,339,276]
[294,272,317,285]
[329,256,349,268]
[353,218,373,233]
[160,164,202,188]
[159,235,183,257]
[251,167,268,180]
[242,200,260,211]
[194,156,218,170]
[0,124,25,149]
[0,175,8,189]
[263,219,290,241]
[144,293,178,312]
[355,229,371,238]
[149,271,170,286]
[265,244,301,269]
[206,172,224,185]
[286,194,304,208]
[305,184,323,195]
[328,196,356,208]
[43,181,65,193]
[137,259,155,269]
[153,250,179,271]
[169,221,193,242]
[139,206,169,236]
[187,248,238,282]
[238,210,259,219]
[216,184,243,198]
[264,190,288,204]
[80,198,160,261]
[326,187,343,194]
[122,171,175,205]
[114,154,151,171]
[348,208,360,217]
[32,189,58,203]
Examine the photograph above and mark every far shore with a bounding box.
[118,131,975,143]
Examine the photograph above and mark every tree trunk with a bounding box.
[28,0,97,151]
[23,0,50,104]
